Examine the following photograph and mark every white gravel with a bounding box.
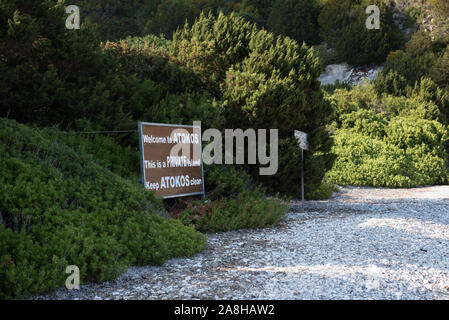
[35,186,449,300]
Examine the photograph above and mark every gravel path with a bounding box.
[36,186,449,300]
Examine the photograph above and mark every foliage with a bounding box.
[405,30,433,58]
[0,118,206,299]
[327,80,449,188]
[376,29,448,99]
[312,45,340,70]
[380,49,438,90]
[306,181,339,200]
[171,12,335,197]
[326,125,449,188]
[171,12,256,96]
[122,34,172,51]
[430,47,449,89]
[339,109,388,139]
[430,0,449,39]
[143,0,195,38]
[204,164,258,200]
[40,127,140,180]
[322,80,353,94]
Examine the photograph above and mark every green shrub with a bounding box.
[318,0,404,65]
[179,191,288,233]
[328,77,449,189]
[0,227,63,300]
[0,1,217,142]
[267,0,322,46]
[0,118,206,299]
[410,78,449,124]
[385,117,449,154]
[374,70,409,96]
[340,109,388,139]
[330,83,383,117]
[333,81,444,123]
[381,50,436,88]
[171,12,335,197]
[430,47,449,89]
[326,121,449,188]
[102,39,202,95]
[312,45,340,71]
[171,12,256,96]
[121,34,171,51]
[306,181,339,200]
[143,0,194,38]
[204,164,257,200]
[405,30,433,58]
[322,80,353,94]
[40,127,140,180]
[431,0,449,39]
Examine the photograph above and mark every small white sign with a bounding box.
[294,130,309,150]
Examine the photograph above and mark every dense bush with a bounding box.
[374,69,409,97]
[204,164,258,200]
[179,190,288,233]
[405,30,434,58]
[40,128,140,180]
[332,82,445,123]
[326,125,449,188]
[267,0,322,46]
[430,47,449,89]
[380,50,437,90]
[385,117,449,154]
[339,109,388,139]
[0,118,206,299]
[376,29,449,99]
[0,1,136,133]
[431,0,449,39]
[143,0,195,37]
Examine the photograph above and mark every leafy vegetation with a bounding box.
[318,0,404,65]
[326,83,449,187]
[171,12,335,196]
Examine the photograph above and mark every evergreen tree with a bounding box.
[431,47,449,89]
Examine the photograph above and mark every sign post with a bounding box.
[138,122,205,199]
[294,130,309,209]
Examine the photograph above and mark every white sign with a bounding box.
[294,130,309,150]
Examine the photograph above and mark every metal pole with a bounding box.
[301,148,305,209]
